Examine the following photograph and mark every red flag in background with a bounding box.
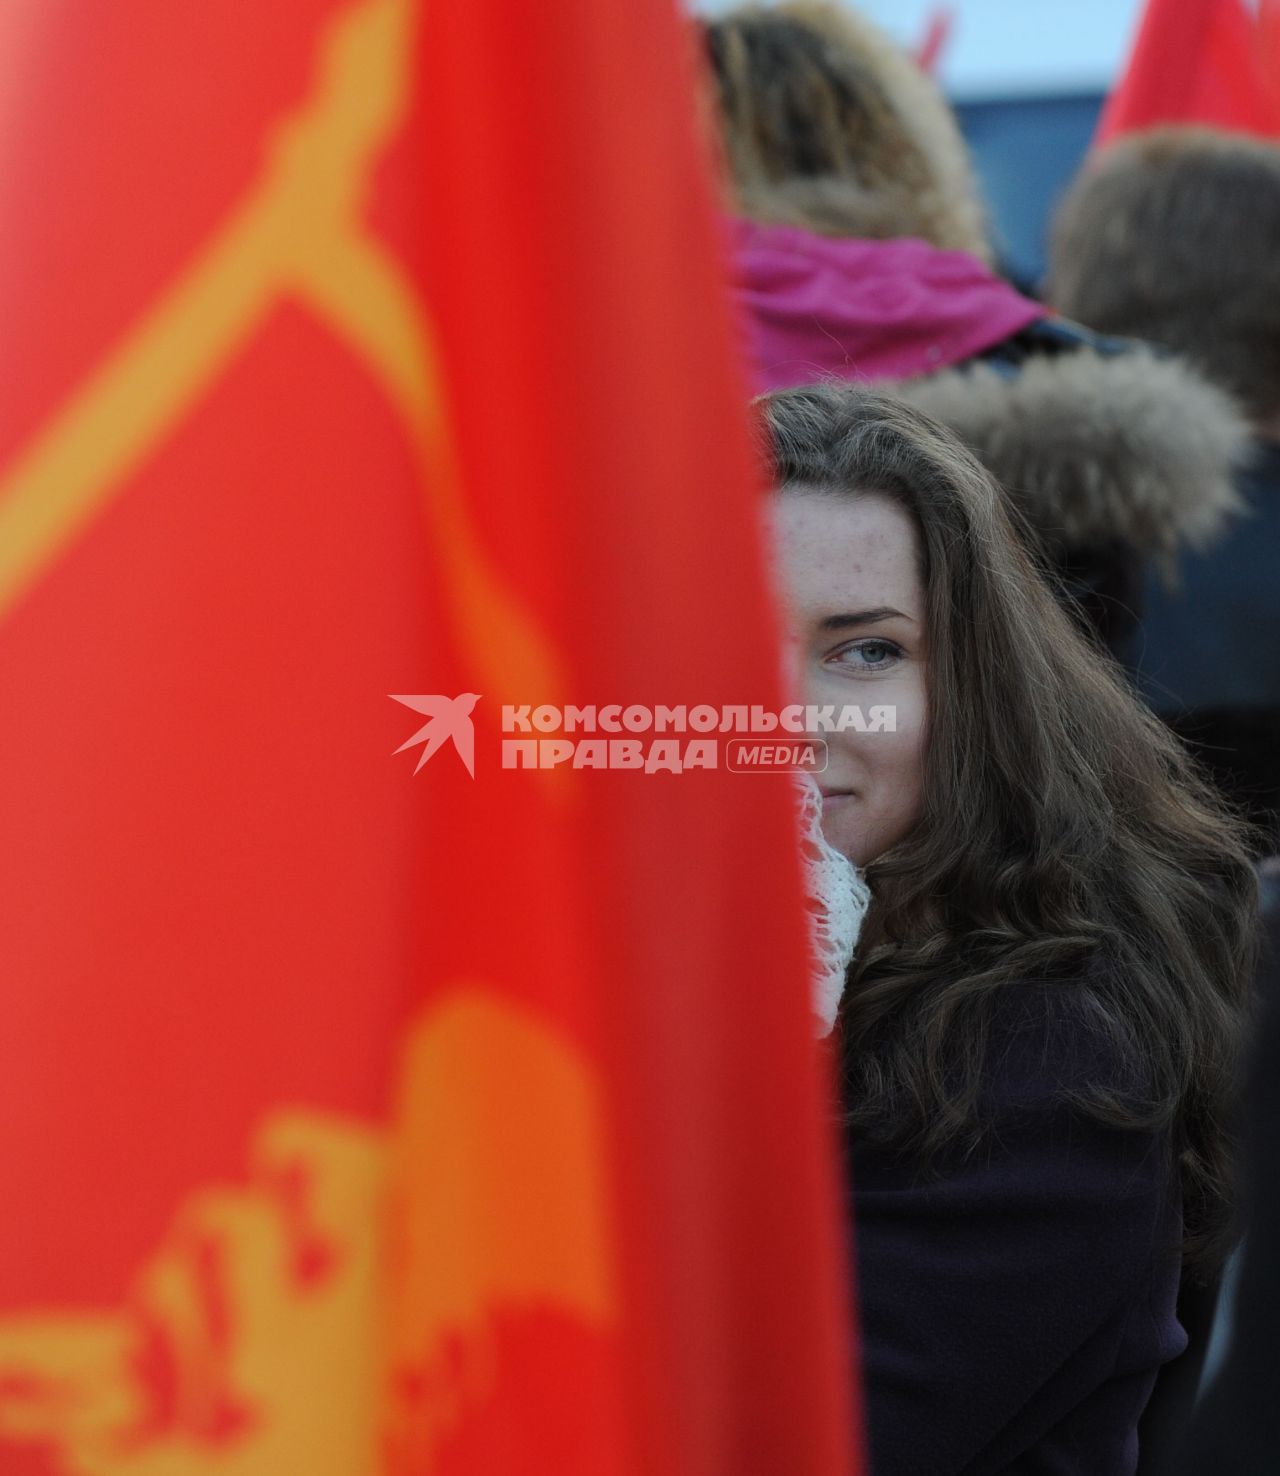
[0,1,860,1474]
[913,9,955,77]
[1096,0,1280,146]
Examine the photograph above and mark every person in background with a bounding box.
[704,2,1249,659]
[763,383,1257,1476]
[1048,128,1280,853]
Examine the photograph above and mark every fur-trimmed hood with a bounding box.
[897,341,1250,566]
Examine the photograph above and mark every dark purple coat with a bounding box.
[846,983,1185,1474]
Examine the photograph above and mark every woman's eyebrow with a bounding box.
[818,606,914,631]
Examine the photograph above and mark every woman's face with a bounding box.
[771,489,928,868]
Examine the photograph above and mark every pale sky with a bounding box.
[691,0,1146,99]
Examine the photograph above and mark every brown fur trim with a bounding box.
[897,348,1250,563]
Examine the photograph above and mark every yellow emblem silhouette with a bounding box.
[0,991,616,1473]
[384,990,617,1465]
[0,1113,387,1475]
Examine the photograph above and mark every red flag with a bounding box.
[0,1,860,1473]
[914,9,955,77]
[1096,0,1280,146]
[1261,0,1280,85]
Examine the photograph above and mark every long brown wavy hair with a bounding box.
[762,384,1257,1271]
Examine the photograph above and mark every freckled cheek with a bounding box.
[894,701,929,815]
[863,692,927,801]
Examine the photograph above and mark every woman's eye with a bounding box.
[830,638,902,670]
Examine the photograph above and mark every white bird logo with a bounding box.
[390,693,480,777]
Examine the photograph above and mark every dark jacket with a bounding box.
[847,983,1184,1475]
[1125,440,1280,850]
[1167,862,1280,1474]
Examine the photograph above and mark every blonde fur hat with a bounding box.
[703,1,990,259]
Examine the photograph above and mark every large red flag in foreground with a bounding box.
[1096,0,1280,145]
[0,1,860,1473]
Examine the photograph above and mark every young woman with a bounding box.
[763,384,1257,1475]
